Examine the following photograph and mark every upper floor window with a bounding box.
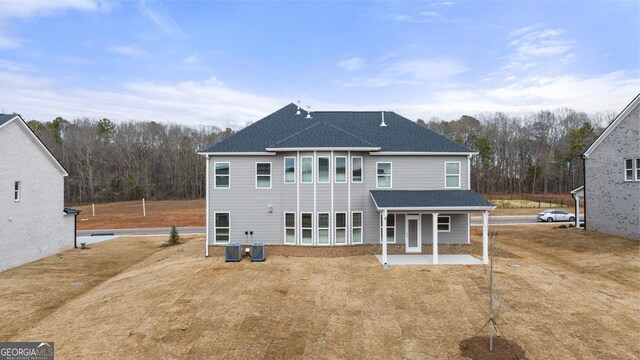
[284,157,295,183]
[14,181,20,201]
[352,157,362,183]
[376,162,392,188]
[301,156,313,183]
[335,156,346,183]
[256,162,271,188]
[445,162,460,188]
[214,162,230,188]
[318,156,330,183]
[624,158,640,181]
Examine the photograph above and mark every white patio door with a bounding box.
[405,215,421,253]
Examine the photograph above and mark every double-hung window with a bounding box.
[214,213,230,244]
[318,213,330,245]
[437,216,451,232]
[624,158,640,181]
[376,162,392,188]
[335,156,346,183]
[256,163,271,188]
[284,157,296,183]
[301,157,313,183]
[379,214,395,243]
[284,213,296,244]
[301,213,313,244]
[352,157,362,183]
[14,181,20,201]
[214,162,230,188]
[318,156,330,183]
[445,162,460,188]
[351,212,363,244]
[335,213,346,244]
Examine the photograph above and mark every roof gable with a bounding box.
[582,93,640,158]
[267,121,378,150]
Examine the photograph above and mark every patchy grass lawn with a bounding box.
[1,227,637,359]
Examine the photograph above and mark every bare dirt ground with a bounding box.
[2,227,637,359]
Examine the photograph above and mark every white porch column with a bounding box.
[574,195,581,228]
[432,213,439,265]
[205,154,210,257]
[482,211,489,264]
[382,209,388,269]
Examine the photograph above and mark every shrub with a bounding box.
[168,225,180,245]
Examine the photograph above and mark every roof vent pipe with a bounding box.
[296,100,301,115]
[306,105,312,119]
[380,111,387,127]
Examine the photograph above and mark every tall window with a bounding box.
[376,162,392,188]
[445,162,460,188]
[318,213,330,245]
[284,213,296,244]
[301,157,313,183]
[301,213,313,244]
[335,213,346,244]
[256,163,271,188]
[352,157,362,183]
[284,157,296,183]
[14,181,20,201]
[379,214,395,243]
[624,158,640,181]
[214,162,230,188]
[214,213,230,244]
[318,157,330,183]
[335,156,346,183]
[352,212,363,244]
[437,216,451,232]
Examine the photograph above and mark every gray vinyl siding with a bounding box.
[208,153,471,246]
[585,102,640,240]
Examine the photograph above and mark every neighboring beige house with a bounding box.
[0,114,78,271]
[580,94,640,240]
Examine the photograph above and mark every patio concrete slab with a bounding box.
[375,254,483,266]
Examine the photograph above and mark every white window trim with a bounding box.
[255,162,272,189]
[335,212,347,245]
[335,156,347,183]
[444,161,461,189]
[301,212,313,245]
[213,212,231,244]
[379,213,396,243]
[14,181,20,202]
[317,156,330,183]
[376,162,392,189]
[351,211,363,244]
[317,212,330,245]
[636,159,640,181]
[301,156,314,184]
[351,156,363,183]
[437,215,451,232]
[284,212,296,244]
[213,162,230,189]
[284,157,296,184]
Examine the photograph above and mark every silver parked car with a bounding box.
[536,209,576,222]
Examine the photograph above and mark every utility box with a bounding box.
[225,242,242,262]
[251,243,266,262]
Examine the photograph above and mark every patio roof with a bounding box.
[369,190,495,211]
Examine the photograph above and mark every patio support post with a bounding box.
[432,213,439,265]
[574,195,581,228]
[382,209,388,269]
[482,211,489,264]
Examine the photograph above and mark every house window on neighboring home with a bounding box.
[335,213,347,244]
[352,211,363,244]
[214,212,230,244]
[284,212,296,244]
[14,181,20,201]
[256,162,271,188]
[637,159,640,181]
[301,213,313,244]
[376,162,392,188]
[335,156,346,183]
[284,157,295,183]
[445,162,460,188]
[624,158,639,181]
[352,156,362,183]
[379,213,396,243]
[437,216,451,232]
[301,156,313,183]
[318,156,330,183]
[318,213,330,245]
[214,162,230,188]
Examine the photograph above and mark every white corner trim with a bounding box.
[582,93,640,158]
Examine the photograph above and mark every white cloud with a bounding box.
[138,0,184,38]
[108,45,146,57]
[508,25,573,62]
[183,55,200,65]
[0,0,103,18]
[338,57,365,71]
[0,33,22,49]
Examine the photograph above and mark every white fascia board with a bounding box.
[369,151,478,156]
[570,185,584,195]
[266,147,381,152]
[582,93,640,158]
[10,117,69,176]
[197,152,276,156]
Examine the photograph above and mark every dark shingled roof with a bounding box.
[204,104,473,153]
[370,190,494,209]
[0,114,18,127]
[63,208,81,215]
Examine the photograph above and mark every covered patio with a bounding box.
[370,190,495,268]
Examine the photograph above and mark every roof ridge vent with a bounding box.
[380,111,387,127]
[296,100,301,115]
[306,105,312,119]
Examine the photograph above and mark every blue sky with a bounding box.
[0,0,638,126]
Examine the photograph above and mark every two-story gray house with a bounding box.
[200,104,494,265]
[579,94,640,240]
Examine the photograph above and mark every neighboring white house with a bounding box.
[0,114,78,271]
[579,94,640,240]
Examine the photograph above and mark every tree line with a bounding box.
[27,107,614,204]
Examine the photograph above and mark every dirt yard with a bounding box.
[2,227,637,359]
